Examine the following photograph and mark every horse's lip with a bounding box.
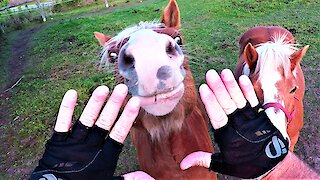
[135,83,184,106]
[155,83,184,100]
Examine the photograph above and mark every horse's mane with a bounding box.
[252,34,299,81]
[100,21,164,67]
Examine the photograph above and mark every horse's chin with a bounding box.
[135,84,185,116]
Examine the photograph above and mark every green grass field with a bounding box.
[0,0,319,179]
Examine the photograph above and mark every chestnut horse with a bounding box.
[94,0,216,179]
[235,26,309,151]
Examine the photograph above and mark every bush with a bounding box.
[0,9,43,31]
[52,0,83,12]
[52,0,106,13]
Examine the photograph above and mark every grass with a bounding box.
[0,34,11,89]
[0,0,319,178]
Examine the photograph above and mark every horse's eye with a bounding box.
[174,36,182,45]
[109,52,118,63]
[290,86,297,94]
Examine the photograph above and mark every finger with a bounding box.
[239,75,259,107]
[109,97,140,143]
[200,84,228,129]
[206,69,237,114]
[221,69,247,109]
[180,151,212,170]
[79,86,109,127]
[55,89,77,132]
[123,171,155,180]
[95,84,128,131]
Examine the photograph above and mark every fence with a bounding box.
[0,0,52,33]
[0,0,109,33]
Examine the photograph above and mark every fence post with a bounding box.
[0,24,4,33]
[35,0,46,22]
[105,0,109,8]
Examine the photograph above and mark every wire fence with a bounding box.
[0,0,109,33]
[1,0,48,32]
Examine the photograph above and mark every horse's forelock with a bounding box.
[99,21,164,68]
[253,34,299,81]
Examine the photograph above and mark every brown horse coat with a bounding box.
[235,26,308,151]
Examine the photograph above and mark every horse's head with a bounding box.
[238,26,309,139]
[94,0,191,117]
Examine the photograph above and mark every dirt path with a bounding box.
[0,26,43,178]
[0,27,42,124]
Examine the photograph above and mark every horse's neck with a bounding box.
[131,98,213,178]
[135,102,186,141]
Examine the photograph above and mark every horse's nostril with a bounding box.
[123,53,135,67]
[166,42,177,58]
[119,47,135,70]
[166,43,175,55]
[157,65,172,80]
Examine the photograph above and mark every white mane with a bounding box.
[100,21,164,67]
[253,34,299,81]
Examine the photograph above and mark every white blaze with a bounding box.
[260,71,289,141]
[255,43,292,142]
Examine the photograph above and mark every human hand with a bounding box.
[123,171,155,180]
[180,69,289,179]
[30,84,146,180]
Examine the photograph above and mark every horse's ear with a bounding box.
[290,45,309,70]
[243,43,258,70]
[161,0,180,30]
[94,32,112,46]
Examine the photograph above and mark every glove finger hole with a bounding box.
[86,125,109,147]
[70,121,91,142]
[51,131,69,142]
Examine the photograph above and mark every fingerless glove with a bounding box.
[209,104,289,178]
[30,121,124,180]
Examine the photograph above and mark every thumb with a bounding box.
[123,171,155,180]
[180,151,212,170]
